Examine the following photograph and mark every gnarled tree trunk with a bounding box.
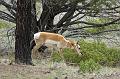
[15,0,33,65]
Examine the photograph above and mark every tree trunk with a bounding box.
[37,3,57,32]
[31,0,38,34]
[15,0,33,65]
[37,3,49,31]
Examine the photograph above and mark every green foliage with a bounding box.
[51,40,120,72]
[79,59,101,73]
[63,48,81,64]
[51,52,62,62]
[51,49,81,63]
[80,40,107,64]
[0,21,8,28]
[102,48,120,66]
[0,20,14,28]
[85,18,120,34]
[80,40,120,66]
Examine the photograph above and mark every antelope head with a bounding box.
[67,40,81,56]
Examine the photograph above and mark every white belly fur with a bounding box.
[44,40,60,48]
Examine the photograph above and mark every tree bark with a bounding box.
[15,0,33,65]
[31,0,38,34]
[37,3,49,31]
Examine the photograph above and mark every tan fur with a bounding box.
[32,32,81,59]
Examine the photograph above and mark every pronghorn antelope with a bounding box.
[30,32,81,59]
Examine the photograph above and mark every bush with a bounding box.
[79,59,101,73]
[103,48,120,66]
[79,40,120,66]
[63,48,81,64]
[79,40,107,65]
[51,40,120,72]
[51,52,62,62]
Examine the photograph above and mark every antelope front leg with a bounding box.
[59,48,65,63]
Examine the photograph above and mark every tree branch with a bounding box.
[47,17,120,32]
[7,8,16,17]
[92,29,120,35]
[63,18,120,29]
[56,3,77,28]
[0,0,16,10]
[0,11,15,23]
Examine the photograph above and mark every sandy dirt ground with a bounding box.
[0,59,120,79]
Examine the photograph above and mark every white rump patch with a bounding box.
[34,32,40,39]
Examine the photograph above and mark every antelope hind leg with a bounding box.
[32,44,42,59]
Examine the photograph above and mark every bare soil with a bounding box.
[0,59,120,79]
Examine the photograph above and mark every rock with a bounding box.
[0,59,12,65]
